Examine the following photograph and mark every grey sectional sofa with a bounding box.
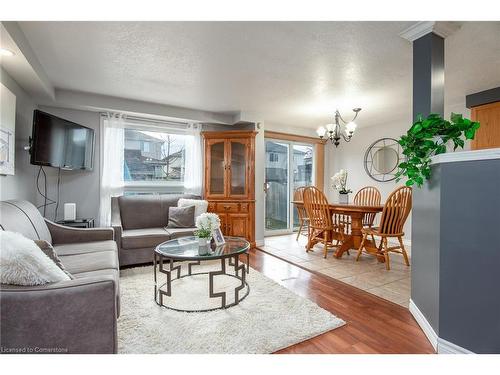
[0,200,119,354]
[111,194,201,266]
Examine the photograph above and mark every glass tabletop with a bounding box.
[155,236,250,260]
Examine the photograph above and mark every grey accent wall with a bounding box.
[412,157,500,353]
[0,67,38,202]
[411,164,442,333]
[438,159,500,353]
[35,106,101,222]
[412,33,444,120]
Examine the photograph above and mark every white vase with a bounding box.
[339,193,349,204]
[198,237,210,247]
[197,237,211,255]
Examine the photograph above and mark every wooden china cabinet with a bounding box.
[202,131,256,246]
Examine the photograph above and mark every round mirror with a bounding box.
[364,138,403,182]
[372,147,399,174]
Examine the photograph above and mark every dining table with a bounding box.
[292,200,384,260]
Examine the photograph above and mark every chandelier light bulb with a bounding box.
[316,126,326,138]
[326,123,335,132]
[345,121,357,134]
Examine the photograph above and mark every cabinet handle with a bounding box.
[223,205,231,210]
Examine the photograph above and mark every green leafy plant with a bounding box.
[396,113,480,187]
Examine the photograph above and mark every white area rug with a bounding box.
[118,262,345,353]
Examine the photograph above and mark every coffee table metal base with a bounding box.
[154,253,250,313]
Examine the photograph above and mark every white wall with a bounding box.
[0,67,38,202]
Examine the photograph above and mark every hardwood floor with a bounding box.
[244,248,434,354]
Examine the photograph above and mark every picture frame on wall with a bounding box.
[213,227,225,246]
[0,83,16,176]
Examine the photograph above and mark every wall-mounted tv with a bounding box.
[30,110,94,170]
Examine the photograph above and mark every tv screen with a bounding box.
[30,110,94,170]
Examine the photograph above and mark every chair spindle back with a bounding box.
[294,187,308,221]
[354,186,382,226]
[378,186,412,235]
[303,187,332,229]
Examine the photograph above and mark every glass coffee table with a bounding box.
[154,236,250,312]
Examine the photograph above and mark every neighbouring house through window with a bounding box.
[124,129,186,182]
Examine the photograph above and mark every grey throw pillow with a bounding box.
[167,205,196,228]
[34,240,74,280]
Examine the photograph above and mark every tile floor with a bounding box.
[259,234,411,308]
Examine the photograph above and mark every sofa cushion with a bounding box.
[54,240,117,256]
[59,251,119,274]
[0,201,52,243]
[117,194,201,230]
[0,231,70,286]
[167,205,195,228]
[165,227,197,239]
[178,198,208,219]
[121,227,171,249]
[35,240,74,279]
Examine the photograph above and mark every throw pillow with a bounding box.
[0,231,71,286]
[34,240,74,280]
[178,198,208,219]
[167,205,196,228]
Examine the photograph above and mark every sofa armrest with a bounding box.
[0,276,117,353]
[111,197,123,250]
[45,219,114,245]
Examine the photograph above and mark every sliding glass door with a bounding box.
[265,139,314,235]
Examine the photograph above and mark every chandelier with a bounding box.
[316,108,362,147]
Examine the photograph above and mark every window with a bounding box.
[141,141,150,153]
[269,152,279,163]
[123,128,186,193]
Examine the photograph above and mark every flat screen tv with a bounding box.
[30,110,94,170]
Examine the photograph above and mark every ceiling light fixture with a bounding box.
[316,108,361,147]
[0,48,15,57]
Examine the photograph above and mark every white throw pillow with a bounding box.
[0,231,71,286]
[178,198,208,220]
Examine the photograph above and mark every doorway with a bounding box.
[264,139,314,235]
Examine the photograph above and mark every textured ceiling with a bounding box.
[18,21,415,128]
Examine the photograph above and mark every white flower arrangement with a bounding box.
[331,169,352,194]
[194,212,221,239]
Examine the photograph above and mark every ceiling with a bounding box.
[8,21,499,130]
[15,21,415,129]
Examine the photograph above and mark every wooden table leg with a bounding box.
[334,235,354,258]
[350,212,364,249]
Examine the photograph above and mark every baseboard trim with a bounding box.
[409,299,475,354]
[409,299,438,351]
[255,239,265,247]
[437,338,474,354]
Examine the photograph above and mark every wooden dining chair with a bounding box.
[303,186,345,258]
[293,187,309,241]
[356,186,412,270]
[354,186,382,228]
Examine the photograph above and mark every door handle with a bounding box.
[264,182,270,193]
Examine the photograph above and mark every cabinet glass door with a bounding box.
[209,140,226,196]
[229,140,247,196]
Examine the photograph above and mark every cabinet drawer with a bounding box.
[216,203,239,212]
